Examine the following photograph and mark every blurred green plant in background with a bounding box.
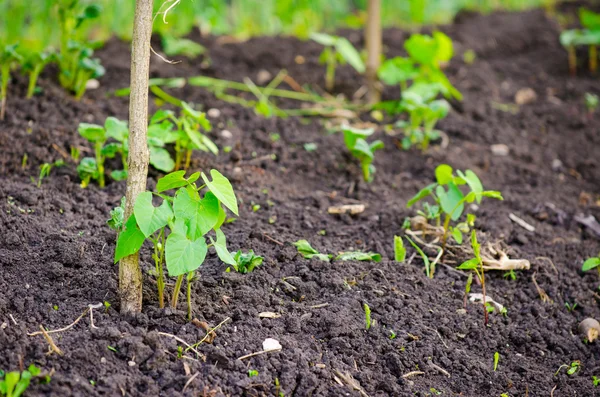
[0,0,556,48]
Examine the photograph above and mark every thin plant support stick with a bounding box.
[119,0,153,314]
[365,0,382,104]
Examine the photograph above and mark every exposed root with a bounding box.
[481,243,530,271]
[39,325,63,356]
[532,272,553,304]
[28,308,89,336]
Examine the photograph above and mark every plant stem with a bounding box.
[479,266,488,326]
[441,214,451,252]
[27,65,43,99]
[365,0,382,104]
[1,65,9,121]
[171,275,184,309]
[186,272,194,321]
[568,46,577,76]
[153,230,165,308]
[325,56,336,92]
[95,141,105,188]
[119,0,153,315]
[590,45,597,74]
[185,149,192,170]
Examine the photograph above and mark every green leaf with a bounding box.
[162,35,206,58]
[394,235,406,262]
[458,257,479,270]
[406,237,431,278]
[134,192,173,237]
[480,191,504,200]
[165,230,207,277]
[211,228,236,265]
[104,117,128,142]
[457,170,483,199]
[101,142,122,158]
[435,164,454,185]
[77,157,99,183]
[114,215,146,263]
[310,32,337,46]
[173,189,220,239]
[437,182,465,221]
[433,31,453,63]
[378,57,417,86]
[201,169,239,216]
[78,123,105,142]
[452,228,463,244]
[407,183,437,207]
[293,239,332,261]
[335,251,382,262]
[149,146,175,173]
[156,171,188,192]
[232,250,263,273]
[582,257,600,271]
[470,230,481,259]
[405,33,438,66]
[110,169,127,181]
[580,8,600,30]
[335,37,365,73]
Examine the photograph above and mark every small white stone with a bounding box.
[100,357,107,364]
[515,88,537,105]
[490,144,509,156]
[128,361,136,367]
[552,159,563,171]
[262,338,282,352]
[256,69,272,85]
[207,108,221,118]
[220,129,233,139]
[85,79,100,90]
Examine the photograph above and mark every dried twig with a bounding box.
[187,317,231,352]
[509,213,535,232]
[28,308,89,336]
[428,359,450,377]
[262,233,284,246]
[237,349,280,361]
[158,332,206,360]
[182,372,200,393]
[39,326,63,356]
[532,273,553,304]
[402,371,425,378]
[535,256,558,275]
[333,370,369,397]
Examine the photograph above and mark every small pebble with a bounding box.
[220,129,233,139]
[552,158,563,171]
[100,357,107,364]
[256,69,272,85]
[207,108,221,118]
[491,144,509,156]
[456,309,467,315]
[515,88,537,105]
[128,361,136,367]
[295,55,305,64]
[85,79,100,90]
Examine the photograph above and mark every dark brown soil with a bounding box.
[1,8,600,397]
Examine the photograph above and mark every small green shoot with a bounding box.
[585,93,599,114]
[230,250,263,274]
[565,302,578,312]
[103,301,111,312]
[457,231,488,326]
[463,49,476,65]
[22,50,55,98]
[248,369,259,378]
[0,364,44,397]
[335,251,381,262]
[406,236,433,278]
[161,35,206,58]
[363,302,372,330]
[592,375,600,387]
[293,240,332,262]
[389,329,397,339]
[582,253,600,277]
[493,352,500,371]
[310,32,365,91]
[341,125,384,183]
[0,44,23,120]
[394,235,406,262]
[107,346,118,353]
[555,361,581,376]
[36,160,64,188]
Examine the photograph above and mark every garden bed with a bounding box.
[1,8,600,397]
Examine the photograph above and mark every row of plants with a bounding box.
[560,8,600,75]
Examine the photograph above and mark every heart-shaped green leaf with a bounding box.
[173,189,220,239]
[134,192,173,237]
[114,215,146,263]
[165,231,207,277]
[201,169,238,216]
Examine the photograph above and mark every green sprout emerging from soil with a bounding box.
[560,8,600,76]
[293,240,332,261]
[342,125,384,183]
[0,364,46,397]
[458,231,489,326]
[407,164,503,251]
[35,160,65,188]
[585,93,599,114]
[113,170,239,319]
[363,302,372,330]
[394,235,406,262]
[310,32,365,92]
[229,250,263,274]
[582,253,600,276]
[555,361,581,376]
[57,0,104,99]
[0,44,23,120]
[22,50,55,98]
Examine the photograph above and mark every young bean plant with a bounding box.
[228,250,263,274]
[342,125,384,183]
[57,0,104,99]
[582,253,600,276]
[560,8,600,75]
[22,50,55,98]
[407,164,503,251]
[0,44,23,120]
[0,364,45,397]
[310,33,365,92]
[457,230,489,326]
[114,170,239,319]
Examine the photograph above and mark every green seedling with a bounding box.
[56,0,104,98]
[0,364,43,397]
[103,301,111,312]
[336,251,381,262]
[593,375,600,387]
[464,272,473,309]
[407,164,503,251]
[580,8,600,74]
[107,197,126,232]
[293,240,332,262]
[404,31,462,100]
[394,235,406,262]
[22,50,55,98]
[585,93,599,114]
[342,125,384,183]
[248,370,259,378]
[493,352,500,371]
[363,302,372,330]
[35,159,64,187]
[583,253,600,276]
[406,236,436,278]
[503,269,517,281]
[0,44,23,120]
[458,230,489,326]
[229,250,263,274]
[77,117,128,188]
[389,329,397,339]
[396,84,450,151]
[310,32,365,91]
[114,170,239,318]
[565,302,578,312]
[148,102,216,171]
[161,35,206,58]
[378,56,418,92]
[463,49,476,65]
[555,361,581,376]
